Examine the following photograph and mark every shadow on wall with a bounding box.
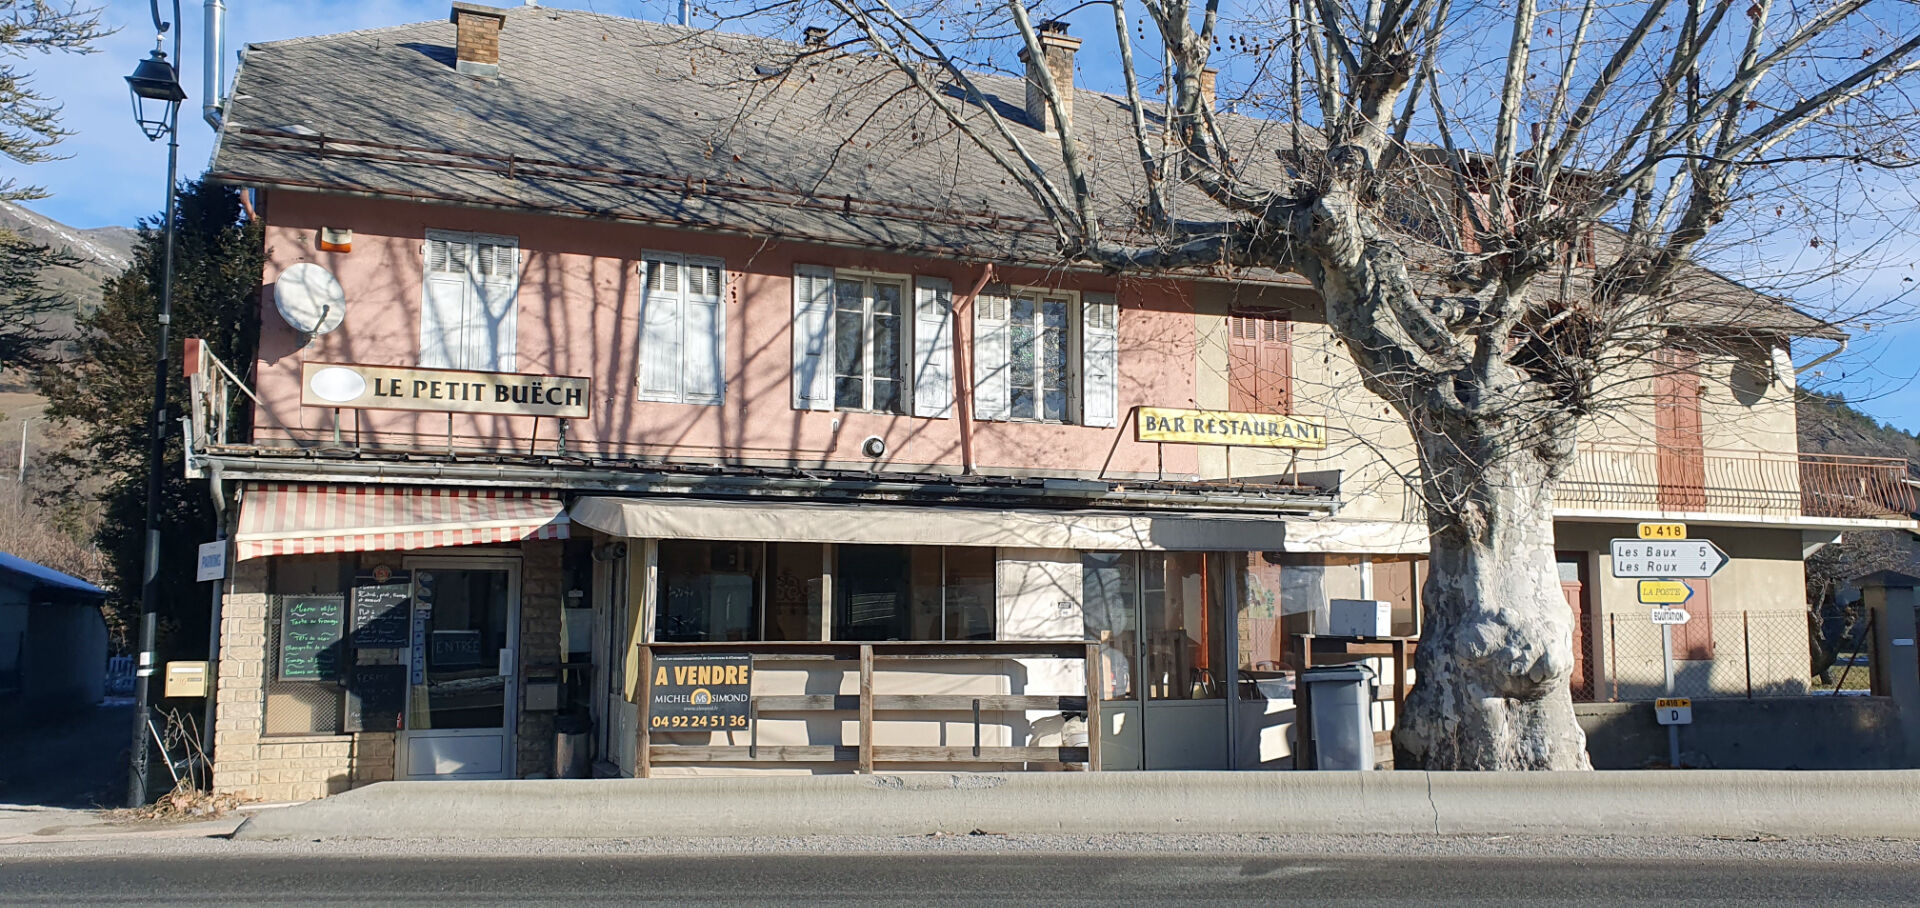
[1575,697,1910,770]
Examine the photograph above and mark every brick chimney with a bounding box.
[1019,20,1080,135]
[1198,67,1218,114]
[450,3,509,77]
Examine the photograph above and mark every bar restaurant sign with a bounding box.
[301,362,591,419]
[1135,407,1328,449]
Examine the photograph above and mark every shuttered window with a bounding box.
[791,267,955,418]
[973,287,1118,426]
[421,230,520,372]
[1227,310,1292,414]
[638,252,726,406]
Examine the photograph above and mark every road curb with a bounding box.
[232,770,1920,841]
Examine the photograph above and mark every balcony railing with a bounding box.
[1559,443,1916,521]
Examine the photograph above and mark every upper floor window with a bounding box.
[833,275,906,413]
[421,230,519,372]
[974,288,1118,427]
[1227,310,1292,414]
[638,252,726,406]
[793,266,955,419]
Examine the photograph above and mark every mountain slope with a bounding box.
[0,200,135,315]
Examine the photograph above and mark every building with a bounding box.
[192,5,1916,800]
[0,551,109,726]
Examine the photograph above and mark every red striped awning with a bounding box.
[235,484,569,561]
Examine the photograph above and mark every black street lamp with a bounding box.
[124,9,185,808]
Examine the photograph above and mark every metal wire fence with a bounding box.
[1574,610,1827,702]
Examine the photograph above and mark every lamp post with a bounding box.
[124,4,186,808]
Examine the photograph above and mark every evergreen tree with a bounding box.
[36,179,262,657]
[0,0,111,201]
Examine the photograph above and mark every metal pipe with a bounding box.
[194,453,1337,514]
[129,4,183,806]
[201,0,225,129]
[1794,336,1847,376]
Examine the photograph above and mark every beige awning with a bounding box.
[569,497,1427,554]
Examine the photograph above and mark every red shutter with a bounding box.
[1654,348,1706,510]
[1229,312,1292,414]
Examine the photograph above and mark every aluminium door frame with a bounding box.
[397,552,523,781]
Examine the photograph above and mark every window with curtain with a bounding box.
[833,276,906,413]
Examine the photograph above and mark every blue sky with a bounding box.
[15,0,1919,433]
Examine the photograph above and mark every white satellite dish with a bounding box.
[274,262,346,336]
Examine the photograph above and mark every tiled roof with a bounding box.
[210,6,1836,337]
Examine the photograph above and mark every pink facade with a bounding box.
[254,191,1201,480]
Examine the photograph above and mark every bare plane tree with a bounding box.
[702,0,1920,768]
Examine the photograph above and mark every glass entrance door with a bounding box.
[1083,553,1232,770]
[398,559,519,780]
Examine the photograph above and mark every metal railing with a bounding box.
[1560,443,1914,520]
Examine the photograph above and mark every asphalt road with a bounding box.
[0,853,1914,905]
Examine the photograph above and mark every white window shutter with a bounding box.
[972,290,1011,421]
[682,258,726,405]
[792,264,835,411]
[470,238,519,372]
[638,255,686,402]
[912,277,954,419]
[421,236,467,369]
[1081,292,1119,428]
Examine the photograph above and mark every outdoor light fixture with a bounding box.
[125,0,188,810]
[125,46,187,141]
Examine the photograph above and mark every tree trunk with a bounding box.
[1392,424,1592,770]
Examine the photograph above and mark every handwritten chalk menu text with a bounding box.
[650,653,752,730]
[351,573,411,648]
[279,594,345,682]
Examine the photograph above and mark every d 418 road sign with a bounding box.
[1638,579,1694,605]
[1649,608,1692,625]
[1655,698,1693,725]
[1609,538,1729,579]
[1637,522,1688,540]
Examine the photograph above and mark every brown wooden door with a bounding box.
[1672,580,1714,660]
[1556,552,1593,700]
[1654,349,1707,510]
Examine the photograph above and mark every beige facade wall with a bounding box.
[1189,283,1420,525]
[1555,521,1811,701]
[1568,340,1804,519]
[212,556,393,802]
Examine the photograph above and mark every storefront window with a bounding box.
[1084,552,1231,702]
[1081,553,1138,700]
[766,543,824,642]
[1235,554,1327,698]
[833,545,996,641]
[656,541,762,642]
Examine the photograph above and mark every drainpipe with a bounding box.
[200,460,227,776]
[201,0,226,130]
[1794,336,1848,376]
[955,265,994,476]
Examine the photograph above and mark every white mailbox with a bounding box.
[1327,599,1393,637]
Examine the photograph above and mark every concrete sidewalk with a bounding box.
[233,770,1920,842]
[0,804,244,845]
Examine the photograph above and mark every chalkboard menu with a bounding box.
[279,594,345,682]
[345,664,407,732]
[351,572,411,648]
